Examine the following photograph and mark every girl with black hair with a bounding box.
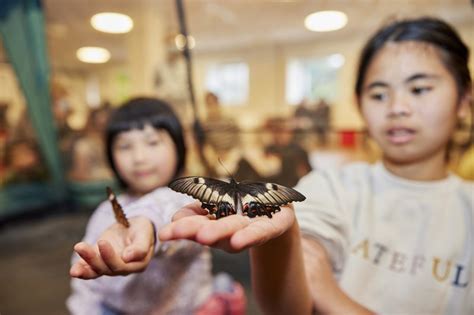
[68,97,245,314]
[160,17,473,314]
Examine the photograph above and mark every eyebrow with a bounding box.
[404,73,439,83]
[365,81,388,90]
[365,73,440,91]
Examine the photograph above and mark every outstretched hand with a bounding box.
[159,201,295,253]
[70,216,155,279]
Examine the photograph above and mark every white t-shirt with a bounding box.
[295,162,473,315]
[67,187,213,315]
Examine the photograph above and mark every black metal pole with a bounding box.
[175,0,212,175]
[175,0,196,115]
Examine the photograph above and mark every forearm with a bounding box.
[302,238,375,315]
[250,220,313,315]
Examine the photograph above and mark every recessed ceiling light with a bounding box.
[304,10,347,32]
[91,12,133,34]
[76,47,111,64]
[175,34,195,50]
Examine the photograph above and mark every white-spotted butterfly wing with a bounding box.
[169,176,306,219]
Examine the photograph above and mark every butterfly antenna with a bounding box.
[218,157,233,179]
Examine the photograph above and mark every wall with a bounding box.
[191,18,473,131]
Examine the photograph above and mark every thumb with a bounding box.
[122,224,155,263]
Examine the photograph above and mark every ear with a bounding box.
[457,89,472,119]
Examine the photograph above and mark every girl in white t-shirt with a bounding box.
[77,17,472,314]
[159,17,472,314]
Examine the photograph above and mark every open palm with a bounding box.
[159,201,296,253]
[70,216,155,279]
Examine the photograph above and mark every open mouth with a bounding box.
[386,127,416,144]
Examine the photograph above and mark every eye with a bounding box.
[411,86,432,95]
[147,138,162,146]
[369,92,387,102]
[115,143,131,151]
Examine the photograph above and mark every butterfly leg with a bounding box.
[216,202,235,219]
[201,203,217,216]
[264,205,280,219]
[245,202,264,218]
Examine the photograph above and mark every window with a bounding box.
[205,62,249,105]
[285,53,344,105]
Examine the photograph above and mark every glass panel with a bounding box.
[205,61,249,105]
[285,53,345,105]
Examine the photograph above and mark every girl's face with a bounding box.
[112,124,178,195]
[360,41,469,165]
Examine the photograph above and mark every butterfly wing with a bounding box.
[237,181,306,218]
[169,176,236,217]
[106,186,130,227]
[169,176,306,219]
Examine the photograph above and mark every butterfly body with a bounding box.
[169,176,306,219]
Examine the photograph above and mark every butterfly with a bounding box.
[106,187,130,227]
[169,176,306,219]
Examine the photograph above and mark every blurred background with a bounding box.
[0,0,472,314]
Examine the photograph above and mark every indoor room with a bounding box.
[0,0,472,314]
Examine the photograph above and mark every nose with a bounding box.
[387,91,412,118]
[130,144,147,164]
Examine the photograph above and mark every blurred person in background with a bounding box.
[68,105,113,182]
[3,139,48,185]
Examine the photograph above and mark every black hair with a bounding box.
[105,97,186,189]
[355,17,471,101]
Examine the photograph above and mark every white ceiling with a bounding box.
[33,0,474,71]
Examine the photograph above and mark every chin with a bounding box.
[382,147,423,165]
[384,148,438,165]
[384,155,417,165]
[135,184,159,194]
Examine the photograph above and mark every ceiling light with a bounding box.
[175,34,196,50]
[91,12,133,34]
[304,10,347,32]
[76,47,111,64]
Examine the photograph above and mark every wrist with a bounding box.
[254,205,299,247]
[314,287,375,315]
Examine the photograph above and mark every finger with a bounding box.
[195,214,251,245]
[231,207,295,249]
[117,246,155,274]
[70,258,100,279]
[74,242,111,275]
[97,240,126,274]
[123,227,154,263]
[119,260,149,274]
[122,245,150,263]
[159,215,210,241]
[172,202,208,221]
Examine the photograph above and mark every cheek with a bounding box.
[418,104,458,136]
[155,144,178,177]
[361,106,384,136]
[113,151,130,174]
